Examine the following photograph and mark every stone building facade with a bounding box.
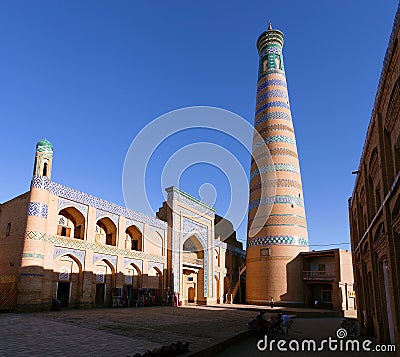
[0,140,244,311]
[301,249,356,313]
[349,5,400,346]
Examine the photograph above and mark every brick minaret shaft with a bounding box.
[246,24,309,305]
[17,140,53,310]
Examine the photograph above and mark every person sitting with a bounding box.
[280,312,293,336]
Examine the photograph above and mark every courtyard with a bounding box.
[0,305,379,357]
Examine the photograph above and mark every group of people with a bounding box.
[165,288,180,306]
[253,310,293,336]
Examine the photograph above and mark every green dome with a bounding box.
[36,139,53,153]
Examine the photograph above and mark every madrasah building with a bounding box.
[0,139,245,311]
[0,23,357,313]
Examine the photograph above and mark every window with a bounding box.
[376,186,382,209]
[260,248,271,256]
[43,162,48,177]
[6,222,11,237]
[322,290,332,303]
[318,264,325,271]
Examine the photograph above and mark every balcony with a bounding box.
[182,254,203,268]
[302,270,335,281]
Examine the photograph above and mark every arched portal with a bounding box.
[124,263,142,306]
[96,217,117,246]
[58,207,85,240]
[94,259,115,307]
[54,254,82,308]
[182,235,204,305]
[125,225,142,251]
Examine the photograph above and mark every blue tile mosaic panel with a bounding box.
[27,202,48,218]
[53,246,85,266]
[247,235,308,247]
[30,176,167,230]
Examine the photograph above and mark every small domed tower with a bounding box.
[17,139,53,310]
[33,139,53,179]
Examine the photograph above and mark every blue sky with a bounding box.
[0,1,398,249]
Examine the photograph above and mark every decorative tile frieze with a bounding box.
[53,246,85,266]
[125,219,144,232]
[247,235,308,247]
[124,258,143,271]
[253,135,296,150]
[254,112,292,127]
[256,90,288,104]
[257,79,287,93]
[166,186,216,216]
[248,195,304,210]
[20,273,44,277]
[30,176,167,230]
[182,217,208,247]
[258,124,294,135]
[25,231,166,264]
[256,101,290,116]
[259,46,282,56]
[21,253,45,260]
[27,202,48,218]
[250,179,302,191]
[96,209,119,226]
[93,253,117,270]
[57,198,88,217]
[148,261,164,272]
[250,163,300,180]
[31,176,51,190]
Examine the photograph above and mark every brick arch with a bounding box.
[58,206,86,240]
[96,217,117,246]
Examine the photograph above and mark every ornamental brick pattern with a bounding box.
[246,24,309,305]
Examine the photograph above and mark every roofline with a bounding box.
[351,4,400,201]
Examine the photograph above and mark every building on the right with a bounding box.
[349,5,400,345]
[300,249,355,313]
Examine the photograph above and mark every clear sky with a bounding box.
[0,1,398,249]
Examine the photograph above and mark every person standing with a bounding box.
[270,296,274,308]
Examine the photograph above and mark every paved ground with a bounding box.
[0,305,254,356]
[214,317,396,357]
[0,305,393,357]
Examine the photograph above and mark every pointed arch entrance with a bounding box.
[182,234,205,304]
[94,258,115,307]
[54,253,83,308]
[124,262,142,306]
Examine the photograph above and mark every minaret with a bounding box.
[17,139,53,310]
[246,24,309,305]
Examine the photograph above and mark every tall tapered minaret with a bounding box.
[246,24,309,305]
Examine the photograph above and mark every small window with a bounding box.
[318,264,325,271]
[43,162,48,177]
[322,290,332,303]
[376,187,382,208]
[260,248,271,256]
[6,222,11,237]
